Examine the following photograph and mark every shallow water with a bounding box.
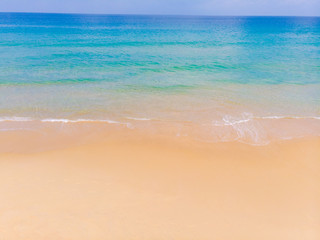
[0,13,319,144]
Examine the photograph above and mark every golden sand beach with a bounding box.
[1,11,320,240]
[0,125,319,240]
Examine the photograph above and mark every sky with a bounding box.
[0,0,319,16]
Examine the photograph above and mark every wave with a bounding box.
[0,117,133,126]
[41,118,122,124]
[1,115,319,126]
[209,113,320,145]
[259,116,320,120]
[0,115,319,145]
[212,115,320,126]
[212,118,251,126]
[1,115,319,124]
[126,117,152,121]
[0,117,33,122]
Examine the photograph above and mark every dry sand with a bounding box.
[0,130,319,239]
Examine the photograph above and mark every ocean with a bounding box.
[0,13,319,144]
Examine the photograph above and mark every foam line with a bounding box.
[41,118,122,124]
[0,117,33,122]
[126,117,152,121]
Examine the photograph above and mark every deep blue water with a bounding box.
[0,13,319,85]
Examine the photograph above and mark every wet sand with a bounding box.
[0,130,319,239]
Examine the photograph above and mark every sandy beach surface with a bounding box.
[1,12,320,240]
[0,127,319,240]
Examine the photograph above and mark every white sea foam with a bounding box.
[0,117,33,122]
[212,118,251,126]
[212,113,253,126]
[0,114,319,145]
[41,118,74,123]
[41,118,123,124]
[259,116,320,120]
[212,114,320,127]
[0,116,133,128]
[1,114,319,125]
[126,117,152,121]
[211,113,265,144]
[40,118,134,128]
[210,113,320,145]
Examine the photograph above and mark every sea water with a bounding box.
[0,13,319,144]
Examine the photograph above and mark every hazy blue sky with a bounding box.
[0,0,319,16]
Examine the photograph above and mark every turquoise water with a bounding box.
[0,13,319,144]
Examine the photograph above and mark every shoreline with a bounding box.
[0,115,320,152]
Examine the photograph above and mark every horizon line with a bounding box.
[0,11,319,18]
